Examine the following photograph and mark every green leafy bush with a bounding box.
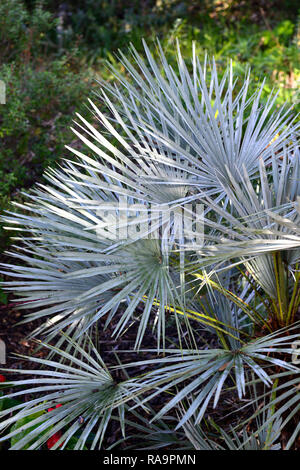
[0,1,92,249]
[0,56,90,248]
[0,0,58,63]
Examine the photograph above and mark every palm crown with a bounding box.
[0,40,299,450]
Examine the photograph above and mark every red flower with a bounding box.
[47,403,62,412]
[47,431,63,450]
[46,404,64,449]
[0,375,5,382]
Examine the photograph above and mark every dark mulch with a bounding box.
[0,301,49,376]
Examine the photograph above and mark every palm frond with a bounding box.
[0,337,137,450]
[120,325,299,428]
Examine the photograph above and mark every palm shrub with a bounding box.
[0,41,300,450]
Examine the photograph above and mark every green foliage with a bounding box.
[0,1,91,249]
[0,57,90,248]
[10,410,46,450]
[0,0,58,63]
